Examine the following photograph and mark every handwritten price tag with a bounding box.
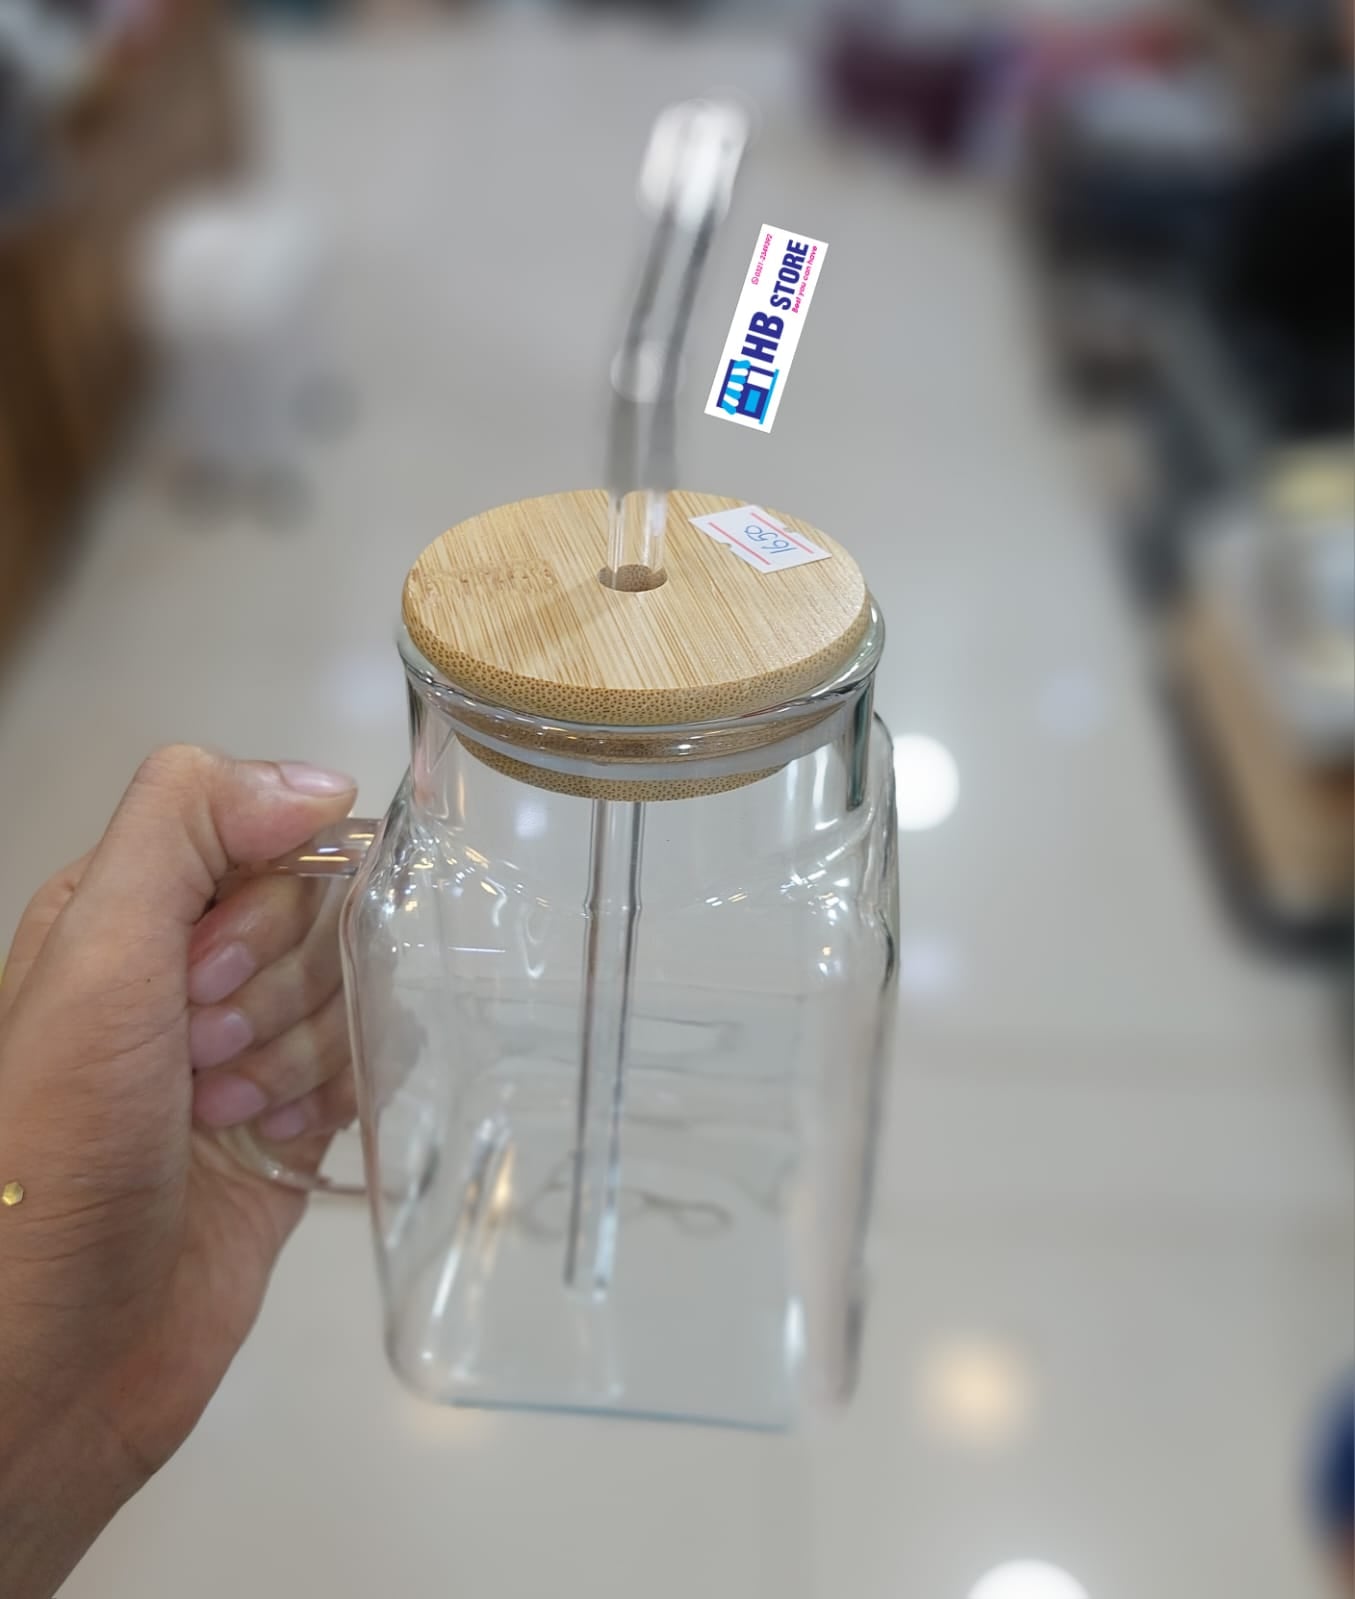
[687,505,832,574]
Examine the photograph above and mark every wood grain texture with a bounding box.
[403,489,869,726]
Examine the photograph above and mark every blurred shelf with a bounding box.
[0,0,247,665]
[1163,592,1354,957]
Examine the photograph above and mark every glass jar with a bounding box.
[246,492,899,1430]
[332,618,897,1430]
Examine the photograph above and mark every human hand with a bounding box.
[0,748,358,1599]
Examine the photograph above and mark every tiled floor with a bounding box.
[3,16,1350,1599]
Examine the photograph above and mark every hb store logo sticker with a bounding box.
[706,224,828,433]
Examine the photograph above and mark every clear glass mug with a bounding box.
[231,606,899,1430]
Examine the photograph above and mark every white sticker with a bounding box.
[704,224,828,434]
[688,505,832,573]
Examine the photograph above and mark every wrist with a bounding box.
[0,1379,144,1599]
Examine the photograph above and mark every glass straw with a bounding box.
[565,99,748,1298]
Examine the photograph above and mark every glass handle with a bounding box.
[260,820,380,879]
[217,818,380,1198]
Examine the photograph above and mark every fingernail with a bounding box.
[258,1101,312,1142]
[188,941,256,1007]
[194,1072,268,1129]
[189,1006,253,1070]
[275,762,357,797]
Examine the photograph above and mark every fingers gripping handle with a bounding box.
[264,820,380,879]
[217,819,379,1197]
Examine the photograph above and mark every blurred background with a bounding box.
[0,0,1351,1596]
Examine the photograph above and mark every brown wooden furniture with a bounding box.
[1170,595,1354,930]
[0,0,246,660]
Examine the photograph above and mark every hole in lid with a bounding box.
[599,564,668,593]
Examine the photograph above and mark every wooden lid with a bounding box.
[402,489,869,727]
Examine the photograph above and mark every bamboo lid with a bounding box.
[402,489,869,727]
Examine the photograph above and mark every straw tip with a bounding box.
[638,98,752,229]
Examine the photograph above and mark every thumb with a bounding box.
[25,747,357,1060]
[0,852,91,1025]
